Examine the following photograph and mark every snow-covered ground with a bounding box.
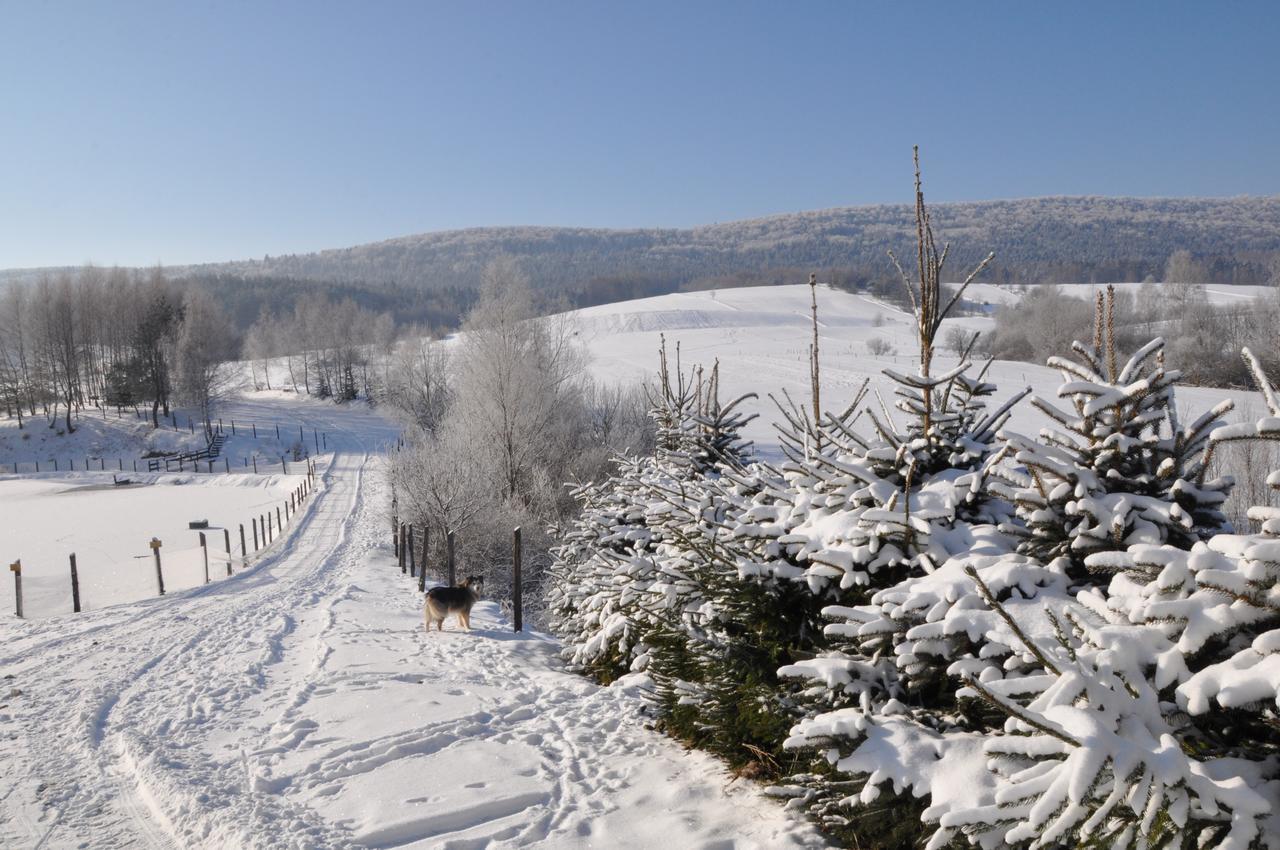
[564,284,1267,454]
[0,282,1268,849]
[0,392,826,849]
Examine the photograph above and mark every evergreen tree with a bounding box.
[989,287,1235,585]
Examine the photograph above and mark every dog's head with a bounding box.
[459,575,485,595]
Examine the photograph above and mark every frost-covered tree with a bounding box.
[990,287,1235,584]
[760,151,1035,844]
[549,343,757,681]
[927,350,1280,850]
[174,289,238,436]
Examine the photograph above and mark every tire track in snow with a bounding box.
[0,400,391,848]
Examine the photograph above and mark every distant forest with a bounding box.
[3,195,1278,333]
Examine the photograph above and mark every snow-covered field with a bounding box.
[0,391,826,849]
[565,283,1267,454]
[0,470,309,616]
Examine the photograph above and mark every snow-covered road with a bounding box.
[0,396,822,849]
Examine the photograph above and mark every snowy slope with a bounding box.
[0,393,825,849]
[565,284,1266,455]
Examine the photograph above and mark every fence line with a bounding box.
[0,417,330,476]
[0,454,326,477]
[8,458,319,618]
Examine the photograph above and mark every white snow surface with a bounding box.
[0,393,825,849]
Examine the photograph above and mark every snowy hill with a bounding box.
[564,284,1267,455]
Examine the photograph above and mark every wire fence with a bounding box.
[6,459,319,619]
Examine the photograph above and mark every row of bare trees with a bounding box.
[242,295,397,401]
[988,280,1280,387]
[0,267,235,435]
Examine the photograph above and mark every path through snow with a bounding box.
[0,395,824,849]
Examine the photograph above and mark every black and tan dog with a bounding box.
[424,576,483,632]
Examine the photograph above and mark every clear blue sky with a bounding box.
[2,1,1277,268]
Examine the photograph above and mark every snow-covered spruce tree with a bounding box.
[607,350,841,773]
[547,341,757,684]
[989,286,1235,586]
[640,452,842,776]
[762,150,1031,844]
[921,349,1280,850]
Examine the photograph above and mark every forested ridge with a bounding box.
[3,195,1278,336]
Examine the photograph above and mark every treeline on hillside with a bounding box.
[159,243,1280,341]
[179,272,476,335]
[546,165,1280,849]
[7,194,1278,336]
[170,195,1280,293]
[987,277,1280,387]
[0,267,235,435]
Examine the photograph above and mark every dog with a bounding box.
[424,576,484,632]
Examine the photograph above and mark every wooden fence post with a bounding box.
[199,532,209,584]
[323,433,327,450]
[407,524,416,577]
[253,518,259,551]
[252,456,258,474]
[225,458,230,473]
[513,527,523,633]
[447,529,456,587]
[253,423,257,438]
[224,529,232,576]
[418,526,429,593]
[314,430,319,453]
[268,512,274,543]
[70,553,81,613]
[10,560,21,618]
[282,456,288,474]
[150,538,165,596]
[240,523,247,557]
[277,506,283,531]
[398,524,407,573]
[392,498,399,559]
